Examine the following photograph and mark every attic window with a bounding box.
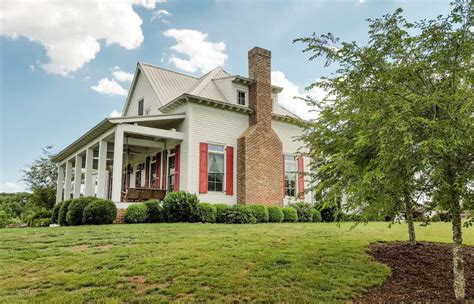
[138,99,144,116]
[237,90,246,106]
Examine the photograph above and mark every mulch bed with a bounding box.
[356,242,474,302]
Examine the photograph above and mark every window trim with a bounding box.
[236,90,246,106]
[138,99,144,116]
[207,143,226,193]
[167,148,176,192]
[284,154,297,198]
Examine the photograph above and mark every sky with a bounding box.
[0,0,452,192]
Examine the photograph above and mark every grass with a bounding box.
[0,222,472,303]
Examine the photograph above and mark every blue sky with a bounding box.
[0,0,452,192]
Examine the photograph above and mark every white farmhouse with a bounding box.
[53,47,312,211]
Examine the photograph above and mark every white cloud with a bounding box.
[271,71,329,120]
[164,29,227,74]
[0,0,157,76]
[152,9,172,23]
[29,65,35,72]
[109,110,123,117]
[1,182,24,193]
[112,68,134,82]
[91,78,128,96]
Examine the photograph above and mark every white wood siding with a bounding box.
[124,72,161,117]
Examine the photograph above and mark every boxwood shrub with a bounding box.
[282,207,298,222]
[312,209,322,222]
[247,205,269,223]
[223,205,256,224]
[267,206,284,223]
[58,200,73,226]
[125,204,148,223]
[52,202,63,224]
[66,197,97,226]
[289,201,313,222]
[144,200,164,223]
[197,203,217,223]
[83,199,117,225]
[214,204,231,223]
[163,191,199,222]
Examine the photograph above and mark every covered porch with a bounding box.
[53,114,185,204]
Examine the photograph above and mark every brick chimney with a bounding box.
[237,47,284,206]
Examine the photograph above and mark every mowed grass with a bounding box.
[0,223,472,303]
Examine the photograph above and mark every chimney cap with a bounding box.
[248,47,271,58]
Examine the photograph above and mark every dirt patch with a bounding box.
[98,244,113,250]
[124,276,170,295]
[69,244,89,252]
[356,242,474,302]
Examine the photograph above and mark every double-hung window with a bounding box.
[237,90,246,106]
[208,144,225,192]
[284,155,297,197]
[150,156,157,188]
[168,149,176,192]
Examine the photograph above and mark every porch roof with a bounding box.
[52,113,185,163]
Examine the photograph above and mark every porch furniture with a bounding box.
[123,188,167,202]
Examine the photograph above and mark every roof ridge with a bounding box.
[187,67,224,96]
[138,62,198,80]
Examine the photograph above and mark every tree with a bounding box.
[295,1,472,299]
[22,146,57,209]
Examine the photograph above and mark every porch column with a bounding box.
[64,160,73,200]
[84,148,94,196]
[97,140,108,198]
[56,165,64,203]
[73,154,82,198]
[111,126,124,202]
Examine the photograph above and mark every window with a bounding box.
[168,149,175,192]
[138,99,144,116]
[208,144,225,192]
[285,155,297,197]
[237,90,246,106]
[135,169,142,188]
[150,156,157,188]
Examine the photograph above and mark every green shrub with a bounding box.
[320,207,337,222]
[58,200,73,226]
[52,202,62,224]
[27,210,53,226]
[223,205,256,224]
[197,203,217,223]
[0,210,21,228]
[66,197,96,226]
[83,199,117,225]
[125,204,148,223]
[215,204,231,223]
[431,214,441,222]
[267,206,284,223]
[312,209,322,222]
[31,218,52,227]
[289,201,313,222]
[144,200,164,223]
[247,205,269,223]
[282,207,298,222]
[163,191,199,222]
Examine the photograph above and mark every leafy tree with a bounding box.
[22,146,57,209]
[295,1,472,300]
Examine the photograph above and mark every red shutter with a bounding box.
[155,152,161,189]
[199,143,208,193]
[145,156,150,188]
[225,146,234,196]
[174,145,180,191]
[297,156,304,199]
[282,155,286,196]
[162,150,167,190]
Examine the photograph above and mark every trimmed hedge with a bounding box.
[289,201,313,222]
[163,191,199,222]
[52,202,62,224]
[58,200,73,226]
[144,200,164,223]
[312,209,322,222]
[282,207,298,222]
[268,206,284,223]
[66,197,96,226]
[197,203,217,223]
[223,205,256,224]
[125,204,148,223]
[247,205,269,223]
[215,204,231,223]
[83,199,117,225]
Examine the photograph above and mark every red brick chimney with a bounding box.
[237,47,284,206]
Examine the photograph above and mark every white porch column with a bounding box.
[64,160,73,200]
[73,154,82,198]
[97,140,108,199]
[56,165,64,203]
[84,148,94,196]
[111,126,124,202]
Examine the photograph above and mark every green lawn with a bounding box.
[0,223,472,303]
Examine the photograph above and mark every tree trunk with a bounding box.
[452,199,465,300]
[404,196,416,245]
